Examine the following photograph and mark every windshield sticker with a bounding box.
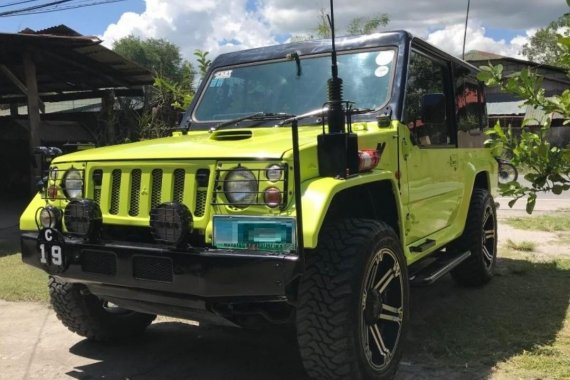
[209,78,224,88]
[215,70,233,79]
[375,51,394,66]
[374,66,390,78]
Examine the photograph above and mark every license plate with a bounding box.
[213,216,296,253]
[37,228,68,273]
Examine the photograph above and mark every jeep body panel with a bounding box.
[20,30,496,304]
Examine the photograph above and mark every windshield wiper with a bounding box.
[209,112,296,132]
[279,106,376,126]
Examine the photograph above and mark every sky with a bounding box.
[0,0,568,63]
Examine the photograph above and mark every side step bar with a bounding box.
[410,251,471,286]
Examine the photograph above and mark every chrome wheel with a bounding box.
[481,204,496,269]
[360,247,404,371]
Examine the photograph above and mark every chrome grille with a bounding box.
[151,169,162,209]
[173,169,185,204]
[129,169,142,216]
[110,169,121,215]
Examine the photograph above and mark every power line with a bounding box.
[0,0,43,9]
[0,0,74,17]
[0,0,125,17]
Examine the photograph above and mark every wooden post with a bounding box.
[9,103,18,116]
[23,52,41,195]
[101,90,115,145]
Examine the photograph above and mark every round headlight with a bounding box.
[265,164,283,182]
[63,169,83,199]
[224,168,258,207]
[38,206,61,228]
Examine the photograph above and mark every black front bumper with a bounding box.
[21,232,300,301]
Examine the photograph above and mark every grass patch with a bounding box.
[404,249,570,378]
[0,253,48,302]
[506,213,570,232]
[557,233,570,246]
[505,239,536,252]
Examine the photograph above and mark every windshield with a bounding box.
[194,48,397,122]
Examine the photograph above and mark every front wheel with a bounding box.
[49,276,156,342]
[297,219,409,380]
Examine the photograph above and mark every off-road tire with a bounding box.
[297,219,409,380]
[450,188,497,286]
[49,276,156,342]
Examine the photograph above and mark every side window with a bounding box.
[455,64,488,148]
[404,51,452,147]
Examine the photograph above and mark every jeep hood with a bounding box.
[53,127,321,163]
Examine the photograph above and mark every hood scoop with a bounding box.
[209,130,253,141]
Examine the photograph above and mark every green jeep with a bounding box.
[20,31,497,379]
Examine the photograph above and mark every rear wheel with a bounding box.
[297,219,409,380]
[49,276,156,342]
[450,188,497,286]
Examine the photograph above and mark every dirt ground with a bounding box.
[0,197,569,380]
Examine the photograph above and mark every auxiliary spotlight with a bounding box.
[64,199,102,240]
[149,202,193,248]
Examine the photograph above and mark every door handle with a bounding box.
[448,154,458,170]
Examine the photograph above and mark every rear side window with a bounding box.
[455,64,488,148]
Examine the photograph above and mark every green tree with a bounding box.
[113,35,195,88]
[112,36,195,141]
[193,49,212,79]
[478,21,570,213]
[522,15,570,68]
[346,14,390,36]
[294,10,389,40]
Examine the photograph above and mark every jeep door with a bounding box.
[401,48,465,244]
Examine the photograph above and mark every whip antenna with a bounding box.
[462,0,471,60]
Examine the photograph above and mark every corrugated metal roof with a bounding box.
[487,101,526,115]
[465,49,568,74]
[0,26,154,98]
[487,101,565,124]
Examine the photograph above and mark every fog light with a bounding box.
[64,199,102,239]
[264,187,282,208]
[150,202,193,247]
[37,206,62,229]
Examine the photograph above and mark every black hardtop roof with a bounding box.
[211,30,479,71]
[211,31,410,67]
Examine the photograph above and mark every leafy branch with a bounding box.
[478,35,570,213]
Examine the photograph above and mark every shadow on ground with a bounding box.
[59,257,569,380]
[403,257,570,378]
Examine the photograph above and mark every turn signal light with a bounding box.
[47,185,58,200]
[264,187,282,208]
[358,149,380,172]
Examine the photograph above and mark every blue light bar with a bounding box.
[213,216,296,253]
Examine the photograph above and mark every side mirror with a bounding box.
[420,93,446,124]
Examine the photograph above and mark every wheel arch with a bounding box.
[473,170,490,191]
[301,172,404,248]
